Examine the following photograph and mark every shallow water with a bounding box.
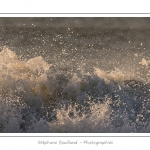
[0,18,150,132]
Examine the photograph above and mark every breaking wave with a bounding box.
[0,47,150,133]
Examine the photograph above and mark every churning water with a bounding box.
[0,18,150,133]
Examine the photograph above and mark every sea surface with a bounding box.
[0,18,150,132]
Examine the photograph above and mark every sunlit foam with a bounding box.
[0,47,150,133]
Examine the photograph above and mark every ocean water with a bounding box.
[0,18,150,133]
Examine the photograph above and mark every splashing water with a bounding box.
[0,47,150,133]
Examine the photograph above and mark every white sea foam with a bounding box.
[139,58,150,67]
[0,47,150,133]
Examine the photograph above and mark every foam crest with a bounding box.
[0,47,52,99]
[94,67,132,83]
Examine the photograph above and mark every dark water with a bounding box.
[0,18,150,132]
